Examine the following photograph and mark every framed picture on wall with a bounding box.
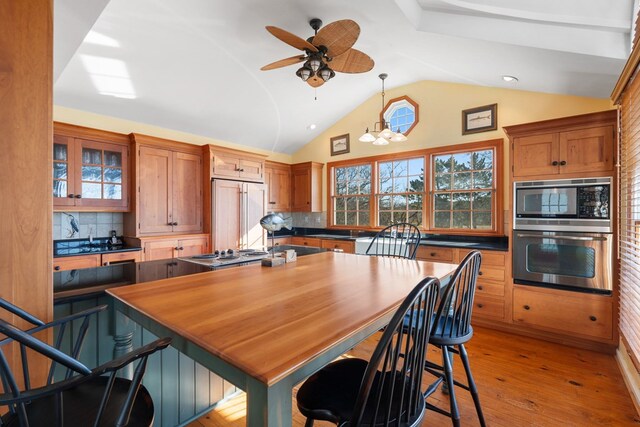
[462,103,497,135]
[330,134,350,156]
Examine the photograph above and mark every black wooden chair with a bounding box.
[423,250,486,427]
[365,223,421,259]
[296,276,440,427]
[0,298,171,427]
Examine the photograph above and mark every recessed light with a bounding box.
[502,75,519,83]
[307,124,317,130]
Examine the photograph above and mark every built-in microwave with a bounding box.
[513,177,611,233]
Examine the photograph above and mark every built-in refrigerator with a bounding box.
[211,179,267,250]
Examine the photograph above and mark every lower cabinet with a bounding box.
[513,286,613,341]
[129,234,209,261]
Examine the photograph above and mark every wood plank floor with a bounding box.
[188,326,640,426]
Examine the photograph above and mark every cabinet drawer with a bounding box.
[416,246,454,262]
[477,266,505,283]
[473,295,504,320]
[457,249,506,266]
[321,239,355,253]
[101,251,141,266]
[290,236,322,247]
[476,280,505,297]
[513,287,613,340]
[53,254,101,272]
[272,236,291,246]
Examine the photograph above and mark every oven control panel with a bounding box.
[577,185,609,219]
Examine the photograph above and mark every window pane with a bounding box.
[359,197,370,210]
[359,211,370,225]
[393,195,406,210]
[54,144,67,161]
[409,175,424,193]
[434,193,451,210]
[473,192,492,210]
[53,180,67,198]
[348,181,358,194]
[407,211,422,226]
[379,212,392,226]
[380,178,393,193]
[104,167,122,183]
[82,148,102,165]
[453,172,471,189]
[473,170,493,189]
[53,163,67,179]
[379,162,393,181]
[82,166,102,182]
[453,153,471,171]
[408,158,423,176]
[346,211,357,226]
[453,211,471,228]
[104,151,122,167]
[335,197,345,210]
[336,168,346,181]
[473,212,492,229]
[379,196,391,210]
[393,160,408,178]
[453,193,471,210]
[435,173,451,190]
[473,150,493,170]
[337,182,347,195]
[393,177,408,193]
[347,197,357,210]
[393,211,407,223]
[104,184,122,200]
[434,212,450,228]
[335,212,346,225]
[434,155,451,173]
[82,182,101,199]
[408,194,422,210]
[361,182,371,194]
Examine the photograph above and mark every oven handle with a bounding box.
[515,233,607,241]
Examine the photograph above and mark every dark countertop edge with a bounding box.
[54,247,142,258]
[419,241,508,252]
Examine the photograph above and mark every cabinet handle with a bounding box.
[54,266,61,271]
[430,252,436,257]
[269,202,276,205]
[175,246,180,250]
[560,160,567,166]
[68,194,75,198]
[478,271,483,276]
[523,305,530,310]
[477,303,484,308]
[173,222,178,226]
[478,285,484,290]
[552,161,558,166]
[303,242,308,245]
[103,262,108,266]
[75,194,82,199]
[307,201,310,205]
[167,222,174,226]
[589,315,597,322]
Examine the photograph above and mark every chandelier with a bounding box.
[358,73,407,145]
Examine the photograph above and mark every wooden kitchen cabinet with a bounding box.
[513,286,613,341]
[126,134,203,236]
[291,162,323,212]
[505,110,616,179]
[265,161,291,212]
[210,146,265,182]
[130,234,209,261]
[53,254,101,272]
[457,249,507,321]
[53,123,130,211]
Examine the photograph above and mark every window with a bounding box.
[333,164,372,226]
[381,96,419,135]
[432,148,495,230]
[377,158,424,226]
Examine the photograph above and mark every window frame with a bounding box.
[380,96,419,136]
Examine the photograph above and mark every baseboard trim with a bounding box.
[616,340,640,416]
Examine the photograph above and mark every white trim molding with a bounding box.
[616,339,640,416]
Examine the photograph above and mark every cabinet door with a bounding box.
[213,180,242,250]
[212,154,241,179]
[239,158,264,181]
[53,135,76,206]
[143,239,178,261]
[139,146,174,234]
[291,167,311,211]
[75,139,128,209]
[172,152,203,233]
[267,168,291,212]
[177,237,208,257]
[244,183,267,250]
[559,126,614,174]
[513,133,559,177]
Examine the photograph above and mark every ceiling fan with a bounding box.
[261,18,374,87]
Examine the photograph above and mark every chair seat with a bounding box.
[430,317,474,346]
[297,358,425,427]
[0,376,155,427]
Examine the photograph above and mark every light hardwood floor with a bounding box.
[188,326,640,426]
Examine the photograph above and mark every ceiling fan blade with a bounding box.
[307,76,324,88]
[329,48,374,74]
[261,55,306,71]
[266,26,318,52]
[312,19,360,58]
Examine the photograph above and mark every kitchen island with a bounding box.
[108,251,457,427]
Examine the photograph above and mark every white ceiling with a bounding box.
[53,0,636,155]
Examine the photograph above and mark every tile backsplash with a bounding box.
[53,212,123,241]
[291,212,327,228]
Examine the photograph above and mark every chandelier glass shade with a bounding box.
[358,73,408,144]
[296,52,335,83]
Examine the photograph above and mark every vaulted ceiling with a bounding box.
[53,0,637,154]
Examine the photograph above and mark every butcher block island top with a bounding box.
[107,251,457,426]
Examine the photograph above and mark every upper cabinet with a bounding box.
[53,123,130,211]
[265,161,291,212]
[209,146,265,182]
[125,134,203,237]
[291,162,323,212]
[504,110,616,179]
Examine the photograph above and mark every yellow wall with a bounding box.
[291,80,613,211]
[53,106,293,164]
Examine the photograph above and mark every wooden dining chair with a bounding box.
[296,276,440,427]
[365,223,421,259]
[423,250,486,427]
[0,298,171,427]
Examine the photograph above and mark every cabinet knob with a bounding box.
[589,315,597,322]
[303,242,308,245]
[168,222,174,226]
[307,201,310,205]
[67,194,74,198]
[75,194,82,199]
[523,305,531,310]
[478,271,483,276]
[54,266,61,271]
[173,222,178,226]
[430,252,436,257]
[560,160,567,166]
[175,247,180,250]
[477,303,484,308]
[103,262,108,266]
[552,161,558,166]
[478,285,484,290]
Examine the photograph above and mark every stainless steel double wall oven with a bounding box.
[512,177,612,294]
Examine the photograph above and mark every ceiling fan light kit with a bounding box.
[358,73,408,145]
[261,18,374,88]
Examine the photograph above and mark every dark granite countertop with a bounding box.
[54,237,142,258]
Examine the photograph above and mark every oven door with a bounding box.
[513,231,612,293]
[515,186,577,218]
